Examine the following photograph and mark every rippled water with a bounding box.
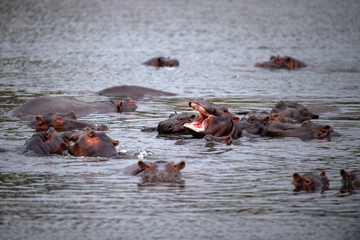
[1,0,360,239]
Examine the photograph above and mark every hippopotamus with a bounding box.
[268,119,340,140]
[143,57,179,67]
[9,96,137,120]
[292,172,330,192]
[24,127,69,155]
[95,97,137,114]
[270,101,319,123]
[237,113,270,137]
[97,85,176,100]
[124,160,185,183]
[68,127,119,157]
[255,55,307,70]
[28,111,108,132]
[340,169,360,193]
[157,112,196,134]
[203,134,242,146]
[184,98,240,138]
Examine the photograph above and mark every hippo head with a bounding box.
[111,97,137,113]
[24,127,68,155]
[69,127,119,157]
[300,120,339,139]
[292,172,330,192]
[340,169,359,192]
[137,160,185,183]
[184,98,239,138]
[33,111,77,131]
[157,112,196,134]
[238,113,270,137]
[143,57,179,67]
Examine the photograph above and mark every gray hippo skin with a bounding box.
[28,111,108,132]
[9,96,137,120]
[270,101,319,123]
[68,127,119,158]
[292,172,330,193]
[255,55,307,70]
[340,169,360,193]
[124,160,185,183]
[97,85,176,100]
[143,57,179,67]
[24,127,69,155]
[157,112,195,134]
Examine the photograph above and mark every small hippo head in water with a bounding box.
[110,97,137,113]
[340,169,360,193]
[143,57,179,67]
[136,160,186,183]
[157,112,196,134]
[292,172,330,193]
[68,127,119,157]
[24,127,68,155]
[255,55,307,70]
[184,98,239,138]
[30,111,108,132]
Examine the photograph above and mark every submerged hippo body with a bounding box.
[24,127,68,155]
[97,85,176,100]
[157,112,196,134]
[184,98,240,138]
[68,127,119,157]
[9,96,137,120]
[292,172,330,192]
[255,55,307,70]
[270,101,319,123]
[28,111,108,132]
[9,96,91,120]
[268,120,339,140]
[124,160,185,183]
[143,57,179,67]
[340,169,360,193]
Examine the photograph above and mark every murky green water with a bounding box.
[1,0,360,239]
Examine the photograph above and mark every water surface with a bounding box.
[1,0,360,239]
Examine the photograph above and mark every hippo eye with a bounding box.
[178,116,184,122]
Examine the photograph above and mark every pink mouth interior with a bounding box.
[184,103,210,131]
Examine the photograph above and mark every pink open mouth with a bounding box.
[184,102,211,133]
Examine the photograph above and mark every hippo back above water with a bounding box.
[97,85,176,100]
[9,96,137,120]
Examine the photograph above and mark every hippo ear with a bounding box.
[138,161,148,170]
[293,173,302,183]
[176,161,186,170]
[224,135,233,145]
[262,115,270,125]
[271,113,279,122]
[53,117,65,129]
[64,111,77,120]
[35,116,45,124]
[111,100,123,113]
[43,132,52,141]
[320,171,326,177]
[110,138,119,146]
[68,134,79,142]
[340,169,346,178]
